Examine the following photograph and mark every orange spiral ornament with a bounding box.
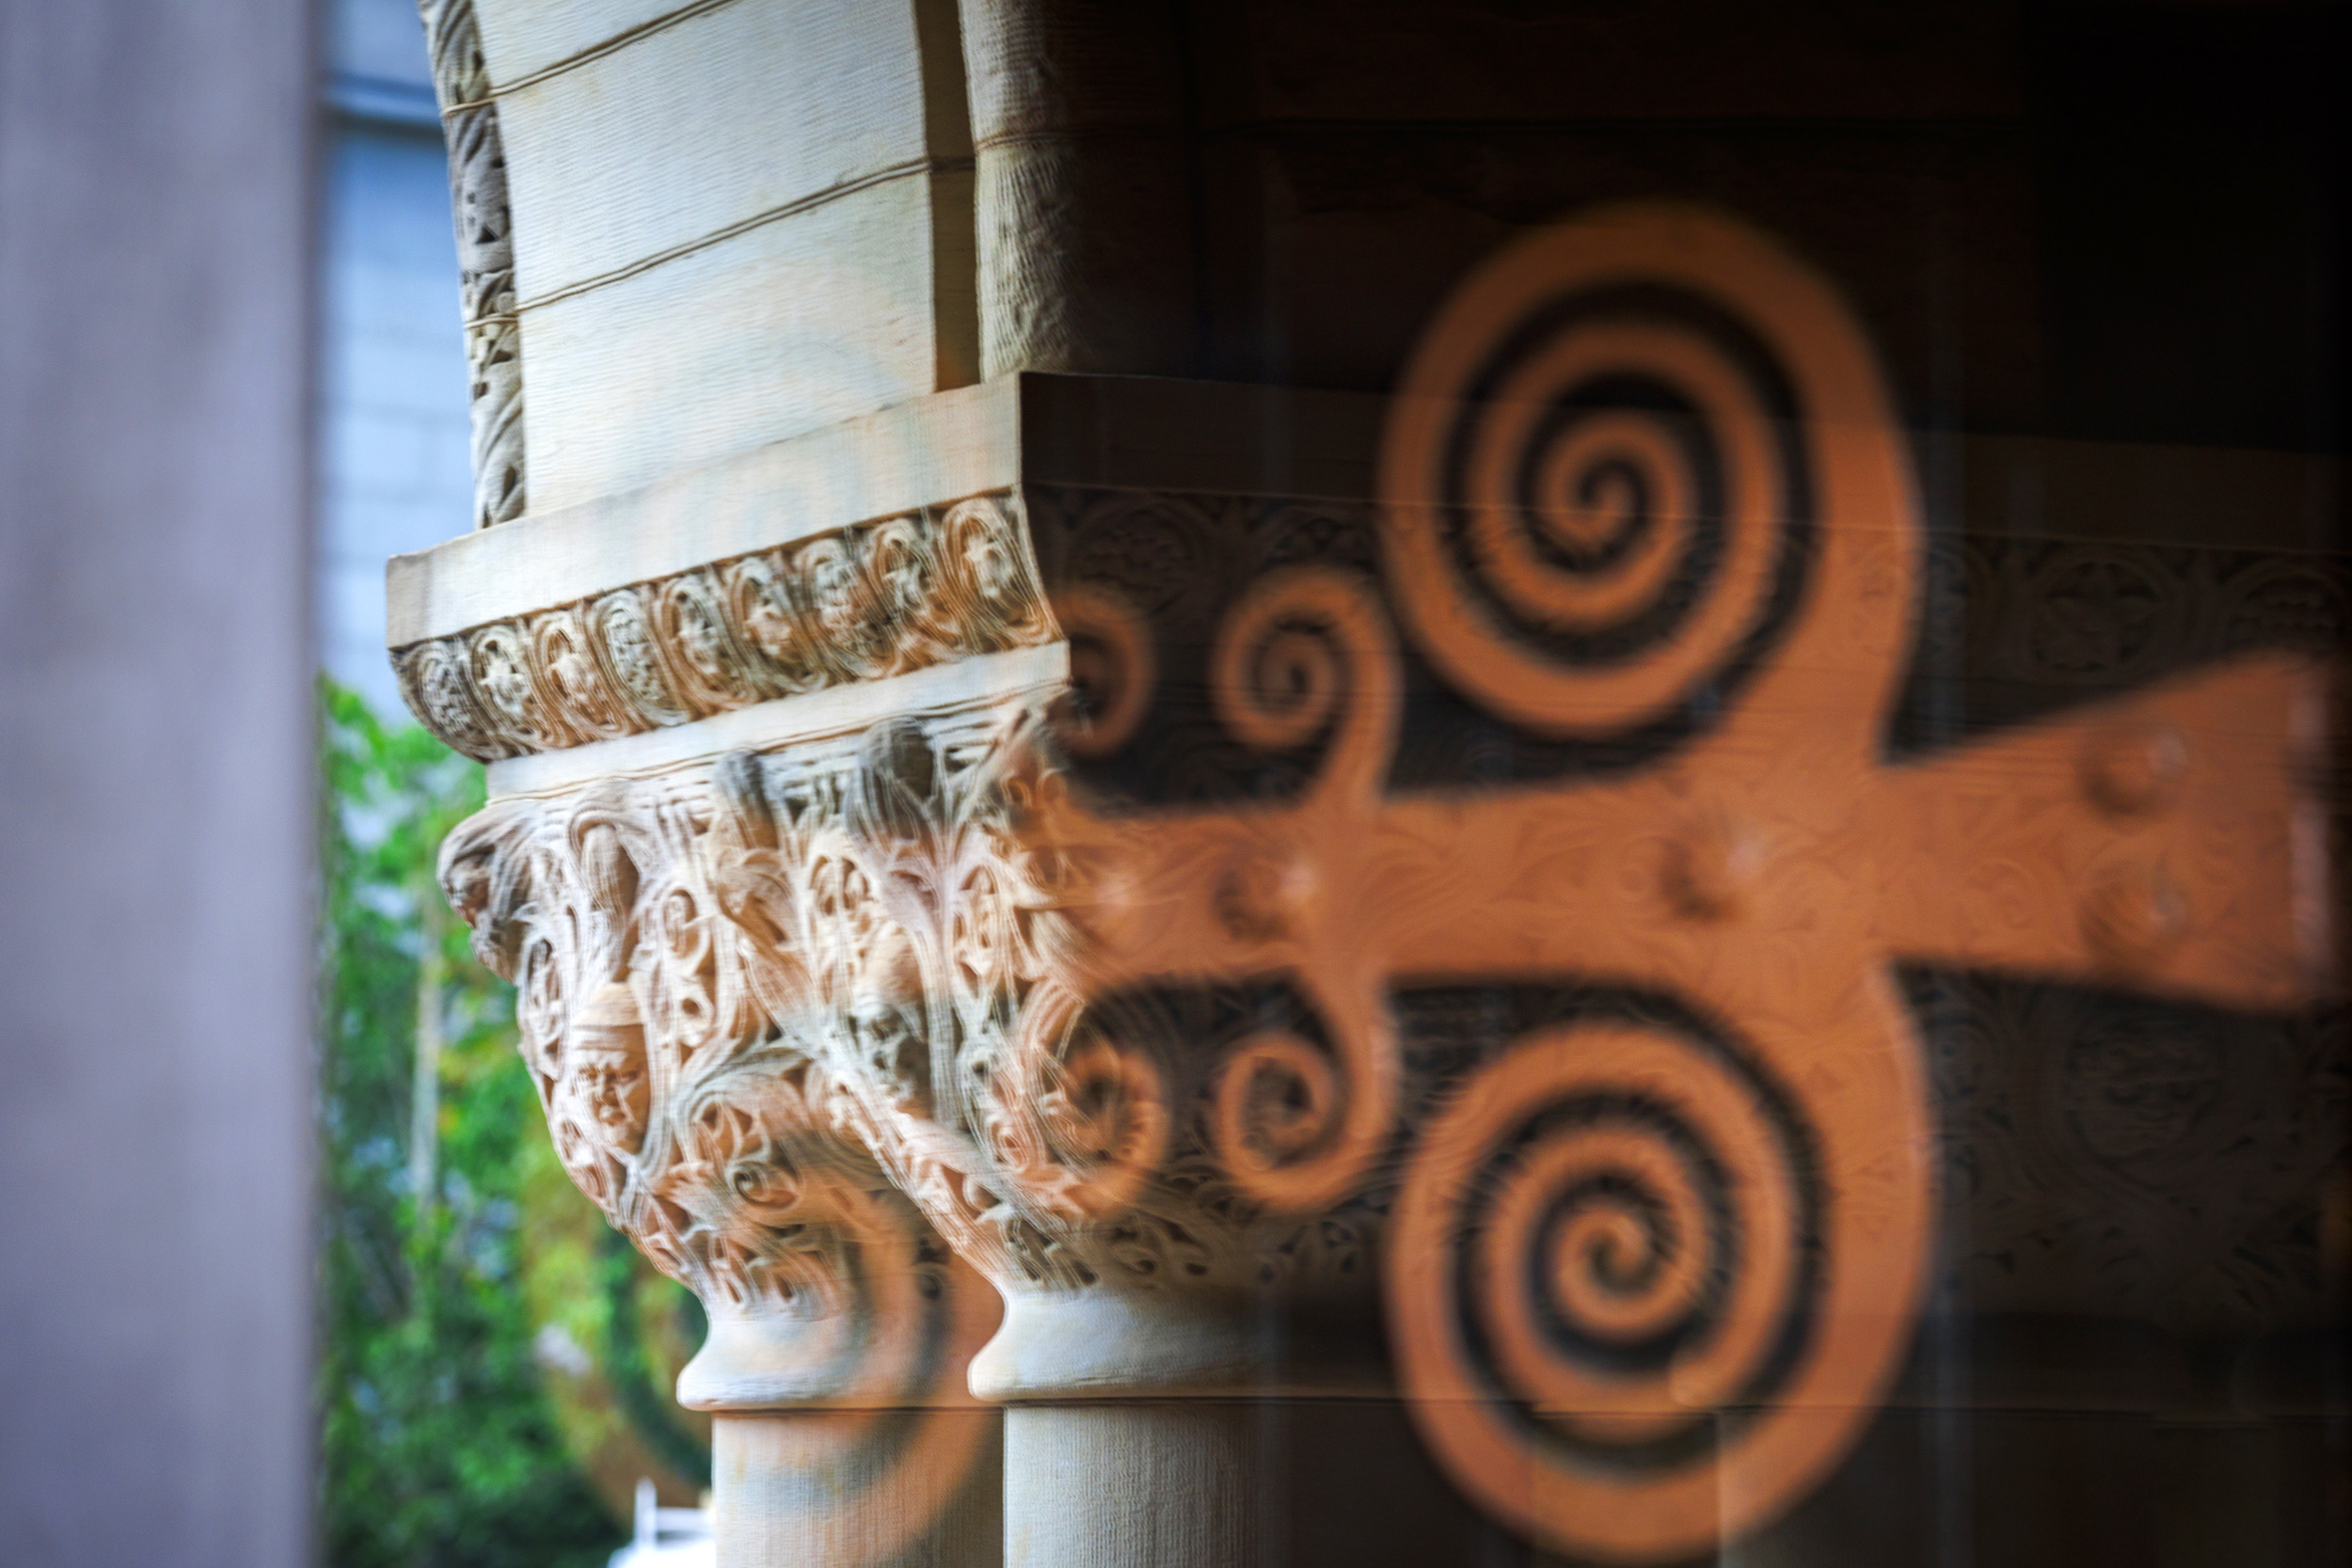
[1379,204,1827,740]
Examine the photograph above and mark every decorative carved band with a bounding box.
[417,0,525,528]
[394,493,1056,762]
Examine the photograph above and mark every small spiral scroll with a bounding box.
[1049,586,1156,759]
[1210,569,1398,801]
[1205,964,1400,1215]
[1388,1018,1852,1563]
[1211,1028,1340,1191]
[1380,205,1820,738]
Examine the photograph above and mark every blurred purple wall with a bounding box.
[0,0,317,1562]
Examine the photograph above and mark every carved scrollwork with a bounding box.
[468,621,569,750]
[397,634,513,760]
[437,749,1002,1560]
[2019,546,2180,684]
[592,588,693,728]
[653,570,761,714]
[437,658,1426,1324]
[723,553,828,694]
[532,608,639,741]
[416,0,523,528]
[395,493,1057,761]
[941,496,1058,652]
[795,533,892,682]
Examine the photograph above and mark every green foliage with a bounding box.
[316,680,621,1568]
[596,1227,713,1488]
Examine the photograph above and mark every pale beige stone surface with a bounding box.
[1005,1405,1268,1568]
[473,0,722,87]
[522,176,942,511]
[500,0,930,301]
[715,1412,1001,1568]
[475,0,975,516]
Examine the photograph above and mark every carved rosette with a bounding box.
[417,0,523,527]
[396,495,1054,761]
[431,205,2334,1565]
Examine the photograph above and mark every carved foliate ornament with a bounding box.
[440,758,1001,1554]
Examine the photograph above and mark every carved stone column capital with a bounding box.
[439,738,1007,1561]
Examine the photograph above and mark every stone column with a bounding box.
[405,4,1004,1563]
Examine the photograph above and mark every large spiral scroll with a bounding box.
[1380,205,1824,739]
[1390,1014,1855,1562]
